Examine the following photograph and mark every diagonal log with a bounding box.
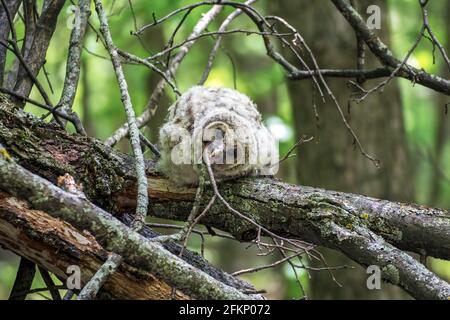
[0,159,258,300]
[0,190,256,299]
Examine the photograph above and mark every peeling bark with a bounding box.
[0,190,254,299]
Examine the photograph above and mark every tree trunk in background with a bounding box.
[429,0,450,207]
[428,0,450,283]
[81,56,95,136]
[271,0,412,299]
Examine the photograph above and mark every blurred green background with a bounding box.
[0,0,449,299]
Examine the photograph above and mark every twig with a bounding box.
[276,135,313,166]
[350,0,366,85]
[117,49,180,96]
[331,0,450,95]
[139,132,161,158]
[267,15,380,167]
[147,223,235,241]
[0,86,86,135]
[104,5,223,147]
[38,267,62,300]
[77,253,123,300]
[202,151,315,255]
[9,285,66,299]
[232,249,304,276]
[199,0,258,85]
[419,1,450,72]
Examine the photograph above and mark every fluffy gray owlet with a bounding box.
[158,86,279,185]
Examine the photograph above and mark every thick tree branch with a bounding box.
[2,100,449,258]
[56,0,91,127]
[1,101,450,299]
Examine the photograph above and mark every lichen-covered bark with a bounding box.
[1,100,449,299]
[0,156,258,300]
[0,192,188,300]
[1,103,449,259]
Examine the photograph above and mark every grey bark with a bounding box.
[1,102,449,299]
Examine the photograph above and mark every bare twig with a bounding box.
[104,5,223,147]
[331,0,450,95]
[117,49,180,96]
[419,1,450,72]
[276,135,313,166]
[199,0,258,85]
[0,86,86,134]
[232,249,303,276]
[139,132,161,158]
[202,151,315,256]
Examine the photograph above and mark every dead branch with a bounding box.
[1,102,450,299]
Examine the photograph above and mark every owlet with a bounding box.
[158,86,278,185]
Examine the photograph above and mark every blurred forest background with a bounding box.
[0,0,449,299]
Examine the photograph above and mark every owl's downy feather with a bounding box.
[158,86,279,185]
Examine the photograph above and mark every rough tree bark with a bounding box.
[0,99,449,299]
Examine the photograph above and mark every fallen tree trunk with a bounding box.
[1,101,450,299]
